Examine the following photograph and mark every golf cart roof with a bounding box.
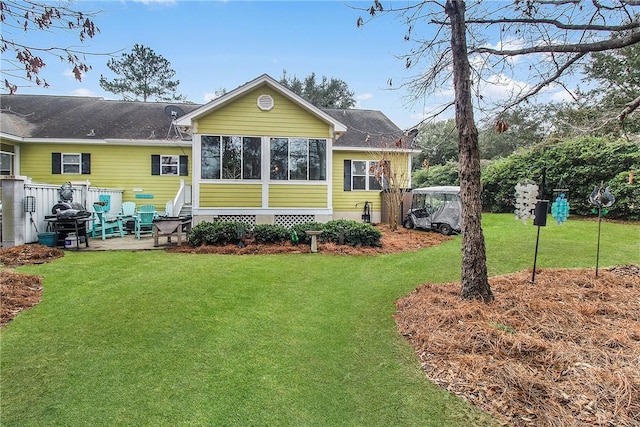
[411,186,460,195]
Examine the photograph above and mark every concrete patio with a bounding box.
[74,233,183,251]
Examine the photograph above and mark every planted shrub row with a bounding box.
[187,220,382,247]
[187,221,248,246]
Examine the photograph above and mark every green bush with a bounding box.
[481,137,639,219]
[321,219,382,247]
[252,224,289,243]
[187,221,248,246]
[412,162,460,188]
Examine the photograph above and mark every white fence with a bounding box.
[1,177,123,246]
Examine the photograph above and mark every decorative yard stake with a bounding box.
[589,183,615,278]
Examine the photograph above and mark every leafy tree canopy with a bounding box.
[279,70,356,109]
[0,0,100,93]
[99,44,184,102]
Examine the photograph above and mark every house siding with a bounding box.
[20,143,190,205]
[200,183,262,207]
[332,151,384,213]
[196,87,331,137]
[268,184,327,208]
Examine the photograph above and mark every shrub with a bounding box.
[321,219,382,247]
[252,224,289,243]
[187,221,248,246]
[412,162,460,188]
[481,137,639,219]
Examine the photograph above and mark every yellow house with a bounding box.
[174,74,418,227]
[1,74,418,228]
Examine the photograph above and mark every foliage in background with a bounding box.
[279,70,355,109]
[99,44,184,102]
[412,162,460,188]
[481,137,639,219]
[478,106,549,159]
[412,119,458,168]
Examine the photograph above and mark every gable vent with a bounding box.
[257,94,274,111]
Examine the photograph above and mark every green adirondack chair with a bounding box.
[135,204,156,239]
[91,203,124,240]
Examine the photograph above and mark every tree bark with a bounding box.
[445,0,494,303]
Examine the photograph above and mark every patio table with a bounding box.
[153,217,192,247]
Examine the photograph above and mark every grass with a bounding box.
[1,214,638,426]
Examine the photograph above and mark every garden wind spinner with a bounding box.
[551,183,570,225]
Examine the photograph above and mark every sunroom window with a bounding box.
[201,135,262,180]
[270,138,326,181]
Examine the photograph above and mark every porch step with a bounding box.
[179,204,192,217]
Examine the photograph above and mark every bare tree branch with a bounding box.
[465,17,639,31]
[619,94,640,122]
[502,52,587,111]
[474,29,640,56]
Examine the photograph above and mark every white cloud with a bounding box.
[357,93,373,101]
[70,88,96,97]
[478,73,531,102]
[547,88,577,103]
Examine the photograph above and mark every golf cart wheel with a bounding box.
[403,218,414,229]
[439,224,453,236]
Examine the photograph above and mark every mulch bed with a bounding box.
[1,228,638,426]
[396,265,640,426]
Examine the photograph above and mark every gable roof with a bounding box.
[0,95,200,142]
[173,74,348,136]
[0,80,415,150]
[323,108,414,149]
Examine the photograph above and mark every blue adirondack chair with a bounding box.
[91,203,124,240]
[135,204,156,239]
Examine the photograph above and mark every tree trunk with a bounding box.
[445,0,494,303]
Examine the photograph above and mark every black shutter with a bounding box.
[151,155,160,175]
[343,159,351,191]
[52,153,61,174]
[179,155,188,176]
[81,153,91,174]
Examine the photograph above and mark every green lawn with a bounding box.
[1,214,637,426]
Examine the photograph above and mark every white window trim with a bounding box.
[351,160,382,191]
[62,153,81,175]
[160,154,180,176]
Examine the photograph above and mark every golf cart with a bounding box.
[403,186,461,235]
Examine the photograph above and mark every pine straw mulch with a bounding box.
[0,245,64,327]
[1,231,639,426]
[395,265,640,426]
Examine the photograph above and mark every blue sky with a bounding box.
[4,0,432,129]
[2,0,580,130]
